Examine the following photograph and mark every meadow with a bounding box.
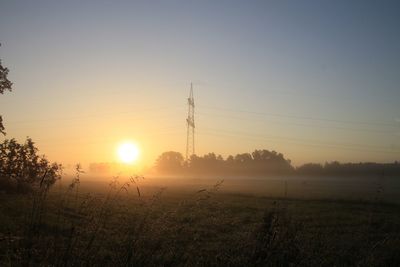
[1,174,400,266]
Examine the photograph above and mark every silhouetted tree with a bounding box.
[234,153,253,164]
[226,155,234,163]
[296,161,400,176]
[251,149,293,174]
[154,149,297,176]
[296,163,324,175]
[0,45,62,193]
[189,153,225,174]
[154,150,400,177]
[155,151,184,174]
[0,138,62,193]
[0,43,13,135]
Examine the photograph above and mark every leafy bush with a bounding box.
[0,137,62,193]
[0,43,13,135]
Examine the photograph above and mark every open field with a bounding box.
[1,175,400,266]
[78,174,400,204]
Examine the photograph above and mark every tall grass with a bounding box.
[1,170,400,266]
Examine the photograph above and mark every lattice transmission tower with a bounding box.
[186,83,195,160]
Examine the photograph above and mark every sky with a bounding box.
[0,0,399,168]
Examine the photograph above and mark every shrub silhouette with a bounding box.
[0,138,62,193]
[0,43,13,135]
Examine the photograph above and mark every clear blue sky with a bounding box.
[0,0,399,166]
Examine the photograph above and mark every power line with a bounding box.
[197,129,400,155]
[6,103,397,134]
[31,128,186,148]
[5,106,185,125]
[202,126,398,150]
[196,111,395,135]
[198,105,399,128]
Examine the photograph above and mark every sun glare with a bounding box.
[117,142,140,164]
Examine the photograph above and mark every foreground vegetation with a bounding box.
[1,174,400,266]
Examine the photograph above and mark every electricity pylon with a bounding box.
[186,83,195,160]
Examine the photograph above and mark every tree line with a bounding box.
[155,150,400,176]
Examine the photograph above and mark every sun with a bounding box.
[117,142,140,164]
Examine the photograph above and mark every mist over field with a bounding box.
[63,172,400,204]
[1,0,400,266]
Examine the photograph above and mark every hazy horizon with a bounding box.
[1,0,399,168]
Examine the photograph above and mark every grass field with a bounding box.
[1,175,400,266]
